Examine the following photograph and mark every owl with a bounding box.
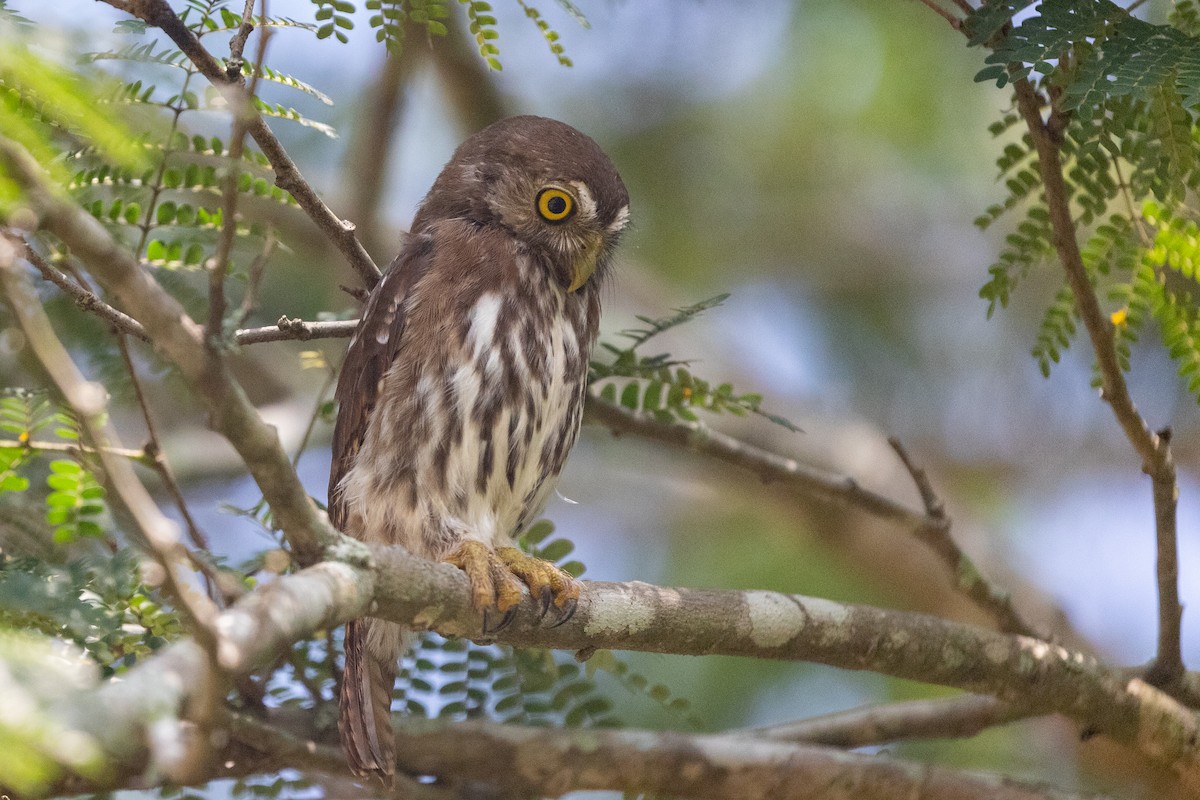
[328,115,629,780]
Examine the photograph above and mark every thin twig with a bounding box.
[585,398,1038,637]
[10,235,150,340]
[291,364,337,468]
[751,694,1030,748]
[1012,77,1183,685]
[98,0,382,289]
[208,0,270,343]
[0,437,150,463]
[234,224,277,329]
[226,0,257,76]
[887,437,1035,636]
[114,333,211,555]
[234,317,358,345]
[917,0,964,29]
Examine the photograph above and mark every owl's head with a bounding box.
[412,115,630,293]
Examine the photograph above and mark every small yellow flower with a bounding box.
[1111,308,1129,327]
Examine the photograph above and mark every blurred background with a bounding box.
[11,0,1200,795]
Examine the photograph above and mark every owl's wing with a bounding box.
[327,234,434,532]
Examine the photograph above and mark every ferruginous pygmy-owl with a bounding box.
[329,115,630,780]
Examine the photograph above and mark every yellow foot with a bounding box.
[496,545,580,627]
[441,540,580,632]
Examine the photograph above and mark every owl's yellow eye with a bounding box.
[536,187,574,223]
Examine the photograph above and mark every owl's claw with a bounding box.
[442,541,580,632]
[535,585,555,622]
[442,540,524,626]
[482,605,518,634]
[547,597,577,628]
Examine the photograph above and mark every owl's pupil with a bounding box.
[547,196,567,215]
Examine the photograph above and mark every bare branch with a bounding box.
[752,694,1029,748]
[234,224,277,329]
[387,719,1104,800]
[226,0,257,76]
[917,0,964,29]
[585,398,1038,637]
[234,316,358,345]
[888,436,1036,637]
[1012,78,1184,685]
[0,134,339,565]
[8,235,149,340]
[208,0,271,343]
[114,333,212,554]
[8,542,1200,793]
[0,437,150,463]
[97,0,382,289]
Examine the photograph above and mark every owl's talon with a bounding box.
[535,586,555,620]
[482,605,518,634]
[547,597,577,628]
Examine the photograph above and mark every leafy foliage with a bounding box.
[968,0,1200,402]
[305,0,583,67]
[591,294,801,432]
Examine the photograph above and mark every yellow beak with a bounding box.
[567,238,603,293]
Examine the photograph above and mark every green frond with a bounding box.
[1081,213,1139,278]
[251,96,338,138]
[44,459,108,546]
[978,205,1053,317]
[619,293,730,349]
[1031,284,1078,378]
[460,0,503,71]
[1153,282,1200,401]
[517,1,573,67]
[84,41,191,71]
[552,0,589,29]
[310,0,357,43]
[0,41,148,205]
[366,0,409,53]
[585,649,706,730]
[1171,0,1200,38]
[1143,200,1200,281]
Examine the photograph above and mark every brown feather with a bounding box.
[338,619,398,782]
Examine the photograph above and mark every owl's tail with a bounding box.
[339,618,407,784]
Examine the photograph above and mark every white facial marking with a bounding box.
[570,181,597,221]
[608,204,630,233]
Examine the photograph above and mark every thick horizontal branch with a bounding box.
[387,718,1105,800]
[98,0,381,289]
[0,135,338,564]
[584,397,1037,637]
[17,540,1198,793]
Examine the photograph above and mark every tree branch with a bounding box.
[0,239,226,780]
[97,0,381,289]
[10,540,1198,792]
[0,134,339,565]
[1012,78,1184,686]
[233,316,358,345]
[386,718,1106,800]
[8,234,150,341]
[751,694,1030,748]
[584,397,1039,637]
